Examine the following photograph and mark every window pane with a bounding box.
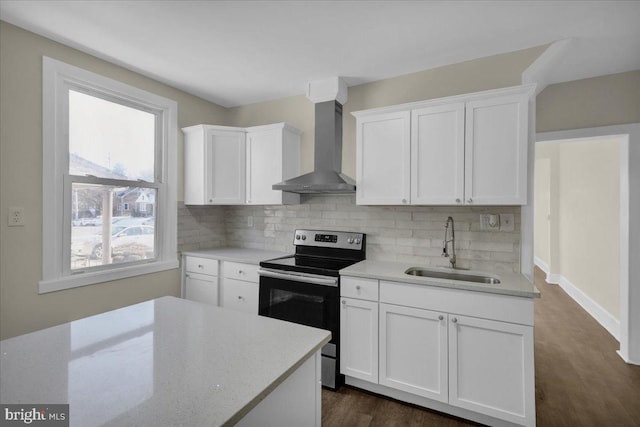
[71,183,156,270]
[69,90,156,181]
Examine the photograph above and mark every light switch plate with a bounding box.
[500,214,515,232]
[8,207,25,227]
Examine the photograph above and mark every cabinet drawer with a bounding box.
[341,277,379,301]
[380,280,533,326]
[185,256,218,275]
[222,278,259,314]
[224,261,259,282]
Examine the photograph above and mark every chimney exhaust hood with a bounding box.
[272,77,355,194]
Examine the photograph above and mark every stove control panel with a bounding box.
[294,229,365,250]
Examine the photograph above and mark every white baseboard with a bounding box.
[534,256,550,275]
[617,350,640,366]
[553,274,620,341]
[533,257,560,284]
[534,257,620,340]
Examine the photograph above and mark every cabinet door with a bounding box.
[340,297,378,383]
[206,129,246,204]
[379,303,448,402]
[246,129,282,205]
[184,272,218,306]
[464,94,528,205]
[356,111,411,205]
[411,103,465,205]
[449,314,535,426]
[221,278,259,314]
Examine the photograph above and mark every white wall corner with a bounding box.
[522,39,573,95]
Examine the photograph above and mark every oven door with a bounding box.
[258,268,341,389]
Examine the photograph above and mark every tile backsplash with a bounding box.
[178,195,521,272]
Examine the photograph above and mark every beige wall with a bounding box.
[536,138,621,319]
[228,45,547,178]
[227,96,315,174]
[0,22,228,339]
[537,70,640,132]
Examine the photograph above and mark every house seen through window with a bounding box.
[69,90,158,270]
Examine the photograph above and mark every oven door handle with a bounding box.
[257,268,339,287]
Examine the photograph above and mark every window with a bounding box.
[41,57,178,293]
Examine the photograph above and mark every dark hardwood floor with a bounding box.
[322,267,640,426]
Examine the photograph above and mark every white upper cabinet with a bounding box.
[411,103,465,205]
[246,123,300,205]
[464,94,528,205]
[183,125,246,205]
[183,123,301,206]
[355,111,411,205]
[353,85,533,206]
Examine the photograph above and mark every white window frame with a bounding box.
[40,57,178,293]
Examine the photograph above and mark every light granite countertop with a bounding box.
[181,247,289,264]
[340,260,540,298]
[0,296,330,426]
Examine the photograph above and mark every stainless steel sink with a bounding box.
[404,267,501,284]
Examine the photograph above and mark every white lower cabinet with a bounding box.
[183,256,219,306]
[340,276,535,427]
[340,297,378,383]
[222,278,258,314]
[184,273,218,306]
[379,303,448,403]
[448,314,535,425]
[221,261,259,314]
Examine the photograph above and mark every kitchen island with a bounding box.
[0,296,330,426]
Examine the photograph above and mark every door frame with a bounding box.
[536,123,638,365]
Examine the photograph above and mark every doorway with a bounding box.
[536,124,635,364]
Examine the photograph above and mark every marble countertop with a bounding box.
[340,260,540,298]
[181,247,289,264]
[0,296,330,426]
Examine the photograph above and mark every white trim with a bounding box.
[551,273,621,341]
[351,83,536,117]
[537,123,639,364]
[40,56,178,293]
[533,256,549,276]
[39,260,179,294]
[522,39,573,96]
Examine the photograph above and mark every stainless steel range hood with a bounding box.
[273,78,355,194]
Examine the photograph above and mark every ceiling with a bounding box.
[1,1,639,108]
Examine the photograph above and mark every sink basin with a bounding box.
[404,267,501,284]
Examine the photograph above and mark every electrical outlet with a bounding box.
[247,215,254,228]
[500,214,515,232]
[8,207,25,227]
[480,214,500,231]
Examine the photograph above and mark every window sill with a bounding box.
[38,259,180,294]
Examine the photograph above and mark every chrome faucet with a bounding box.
[442,216,456,269]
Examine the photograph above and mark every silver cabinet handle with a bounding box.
[467,198,473,203]
[402,198,407,204]
[238,270,244,274]
[438,315,444,321]
[455,198,461,203]
[356,285,361,290]
[237,295,244,300]
[198,264,204,269]
[341,300,346,305]
[452,317,458,323]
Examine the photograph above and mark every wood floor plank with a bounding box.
[322,267,640,426]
